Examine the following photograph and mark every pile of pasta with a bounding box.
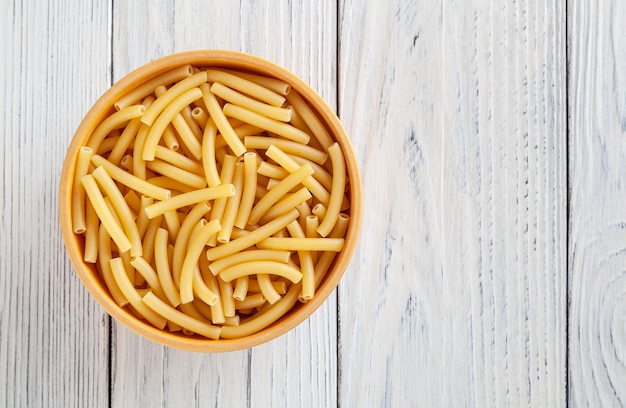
[71,66,350,340]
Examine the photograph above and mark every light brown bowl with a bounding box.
[59,50,361,352]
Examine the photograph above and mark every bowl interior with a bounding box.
[60,50,362,352]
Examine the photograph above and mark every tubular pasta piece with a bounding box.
[206,209,299,261]
[72,146,94,234]
[146,158,207,189]
[223,103,308,144]
[244,136,327,165]
[98,225,128,307]
[92,166,143,257]
[115,65,193,110]
[86,104,146,151]
[200,83,247,157]
[257,273,281,304]
[317,143,346,237]
[217,163,244,243]
[247,163,314,225]
[235,292,266,310]
[141,71,207,126]
[208,249,291,275]
[201,119,221,187]
[285,90,334,150]
[110,258,167,329]
[91,155,171,200]
[171,202,212,288]
[211,82,292,122]
[82,174,132,253]
[265,145,330,206]
[218,260,302,284]
[83,198,99,263]
[144,184,235,219]
[142,292,221,339]
[220,283,301,339]
[154,228,181,307]
[142,87,203,160]
[180,219,222,304]
[205,69,286,107]
[233,152,258,229]
[257,237,344,252]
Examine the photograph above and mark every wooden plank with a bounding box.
[337,0,567,406]
[109,2,337,407]
[568,1,626,406]
[0,1,112,407]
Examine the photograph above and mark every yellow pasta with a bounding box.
[201,119,221,187]
[247,163,314,225]
[142,292,221,339]
[265,145,330,206]
[71,64,354,341]
[205,69,286,107]
[154,145,204,176]
[193,265,219,306]
[82,174,132,253]
[217,162,244,243]
[200,83,247,157]
[171,202,212,288]
[114,64,193,110]
[285,90,334,150]
[141,71,207,126]
[218,276,236,318]
[218,260,302,284]
[91,154,171,200]
[72,146,94,234]
[206,209,299,261]
[86,104,146,151]
[220,69,291,95]
[144,184,234,219]
[286,220,315,300]
[233,152,257,229]
[314,214,350,287]
[256,273,281,304]
[317,143,346,237]
[129,256,167,301]
[98,224,129,307]
[220,283,300,339]
[180,219,222,304]
[143,87,203,161]
[232,276,249,301]
[208,249,291,275]
[234,292,266,309]
[244,136,327,165]
[257,237,344,252]
[211,82,292,122]
[110,257,167,329]
[83,198,99,263]
[154,228,181,307]
[223,103,309,144]
[259,187,312,225]
[207,155,237,247]
[92,166,143,257]
[146,158,206,189]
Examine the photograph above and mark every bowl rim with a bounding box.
[59,49,362,352]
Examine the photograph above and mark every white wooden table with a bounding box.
[2,0,625,406]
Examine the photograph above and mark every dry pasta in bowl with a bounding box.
[59,50,362,352]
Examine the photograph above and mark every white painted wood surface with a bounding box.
[1,0,624,407]
[568,1,626,406]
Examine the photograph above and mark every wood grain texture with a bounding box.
[338,0,566,406]
[0,1,112,407]
[568,1,626,406]
[110,1,337,407]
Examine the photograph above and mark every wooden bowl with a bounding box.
[59,50,362,352]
